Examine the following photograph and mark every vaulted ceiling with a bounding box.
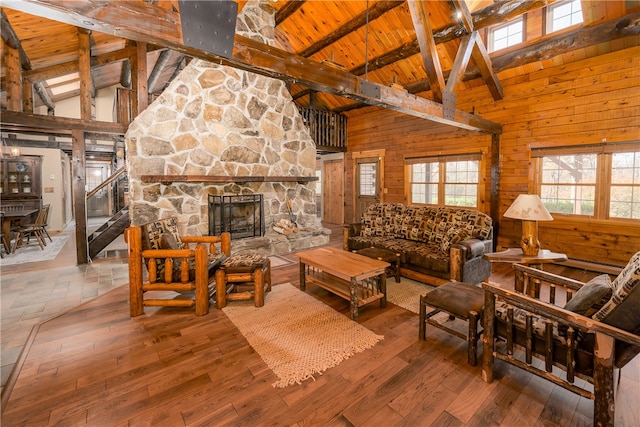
[1,0,639,136]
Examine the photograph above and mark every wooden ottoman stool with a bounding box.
[419,281,484,366]
[215,254,272,308]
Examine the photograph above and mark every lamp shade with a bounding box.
[504,194,553,221]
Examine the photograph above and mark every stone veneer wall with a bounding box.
[124,1,330,255]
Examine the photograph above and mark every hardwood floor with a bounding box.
[1,223,639,426]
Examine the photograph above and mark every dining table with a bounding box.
[1,208,38,254]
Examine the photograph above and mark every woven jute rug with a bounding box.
[386,277,435,314]
[222,283,383,388]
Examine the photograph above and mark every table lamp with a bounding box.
[504,194,553,256]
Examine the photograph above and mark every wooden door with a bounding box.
[322,159,344,224]
[355,157,380,220]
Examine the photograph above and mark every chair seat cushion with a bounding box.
[221,254,268,273]
[423,281,484,319]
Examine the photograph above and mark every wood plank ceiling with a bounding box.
[1,0,639,135]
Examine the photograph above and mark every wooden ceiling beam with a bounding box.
[445,32,475,96]
[4,0,502,134]
[0,8,32,70]
[333,11,639,114]
[297,0,404,58]
[452,0,503,101]
[275,0,306,26]
[408,1,445,103]
[349,0,554,77]
[22,46,136,83]
[1,110,126,134]
[471,34,503,100]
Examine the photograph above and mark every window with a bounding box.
[610,151,640,219]
[488,18,524,52]
[547,0,583,33]
[359,162,377,196]
[407,154,481,208]
[534,143,640,221]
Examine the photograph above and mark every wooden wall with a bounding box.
[345,45,640,266]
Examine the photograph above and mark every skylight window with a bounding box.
[488,19,523,52]
[547,0,583,33]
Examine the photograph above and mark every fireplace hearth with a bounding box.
[208,194,265,240]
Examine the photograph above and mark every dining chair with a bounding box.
[39,204,52,243]
[12,205,48,253]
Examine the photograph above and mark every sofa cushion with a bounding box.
[440,228,469,253]
[564,274,613,317]
[406,243,450,273]
[360,203,405,238]
[158,231,226,282]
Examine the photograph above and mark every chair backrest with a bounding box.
[41,204,50,227]
[32,206,48,228]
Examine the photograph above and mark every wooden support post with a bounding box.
[194,244,209,315]
[72,129,88,265]
[482,288,495,383]
[4,39,22,111]
[126,226,144,317]
[593,332,615,427]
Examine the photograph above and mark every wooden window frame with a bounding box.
[532,142,640,224]
[404,150,486,209]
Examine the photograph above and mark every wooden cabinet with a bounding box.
[1,155,43,209]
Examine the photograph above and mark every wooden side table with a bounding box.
[483,248,567,297]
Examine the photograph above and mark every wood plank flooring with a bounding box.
[2,223,639,426]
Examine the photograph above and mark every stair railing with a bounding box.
[86,167,127,200]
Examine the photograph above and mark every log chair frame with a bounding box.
[126,225,231,316]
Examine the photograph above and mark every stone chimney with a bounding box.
[124,1,329,255]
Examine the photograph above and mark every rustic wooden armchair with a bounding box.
[125,217,231,317]
[482,252,640,427]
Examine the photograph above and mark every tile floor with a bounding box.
[0,217,129,392]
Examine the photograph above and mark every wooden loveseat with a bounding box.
[126,217,230,316]
[344,203,493,285]
[482,252,640,426]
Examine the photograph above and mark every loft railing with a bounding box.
[298,107,347,152]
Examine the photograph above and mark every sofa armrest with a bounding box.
[343,223,362,250]
[453,238,486,260]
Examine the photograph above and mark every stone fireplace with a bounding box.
[124,1,330,256]
[208,194,264,239]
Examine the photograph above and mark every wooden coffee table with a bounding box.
[297,247,389,321]
[353,246,401,283]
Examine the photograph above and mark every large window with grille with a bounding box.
[533,143,640,221]
[406,153,482,208]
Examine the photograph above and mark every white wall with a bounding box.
[15,147,72,232]
[54,85,120,121]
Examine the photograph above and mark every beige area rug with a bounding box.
[0,235,69,266]
[222,283,384,388]
[386,277,435,314]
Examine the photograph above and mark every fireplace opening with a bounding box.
[208,194,265,239]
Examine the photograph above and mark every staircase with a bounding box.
[88,206,130,259]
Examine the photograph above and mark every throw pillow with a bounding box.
[563,274,613,317]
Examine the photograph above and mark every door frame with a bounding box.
[352,149,385,222]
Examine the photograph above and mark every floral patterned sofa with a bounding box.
[343,203,493,285]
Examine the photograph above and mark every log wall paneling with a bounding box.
[346,46,640,266]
